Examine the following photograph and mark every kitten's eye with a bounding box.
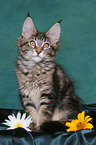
[30,41,36,47]
[43,43,49,48]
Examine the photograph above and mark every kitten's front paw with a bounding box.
[37,111,48,127]
[29,122,36,131]
[36,125,41,132]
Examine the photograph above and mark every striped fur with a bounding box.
[16,17,81,131]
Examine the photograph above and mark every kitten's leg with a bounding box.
[20,95,38,130]
[36,92,54,127]
[52,95,81,122]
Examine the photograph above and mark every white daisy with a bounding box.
[2,112,32,131]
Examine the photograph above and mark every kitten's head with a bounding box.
[18,17,61,63]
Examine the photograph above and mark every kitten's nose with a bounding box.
[36,47,42,54]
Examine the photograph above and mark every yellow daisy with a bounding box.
[65,111,94,132]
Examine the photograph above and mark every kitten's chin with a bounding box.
[32,56,43,62]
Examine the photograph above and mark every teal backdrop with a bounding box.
[0,0,96,109]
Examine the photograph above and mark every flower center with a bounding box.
[76,122,85,130]
[15,123,22,128]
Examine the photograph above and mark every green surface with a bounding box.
[0,0,96,109]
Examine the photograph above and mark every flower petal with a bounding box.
[8,115,15,122]
[85,116,92,123]
[17,112,21,121]
[77,111,85,122]
[65,111,94,132]
[84,123,94,130]
[7,127,14,130]
[25,116,32,121]
[66,128,72,132]
[65,119,80,132]
[2,120,12,126]
[24,116,32,124]
[23,118,32,127]
[65,122,72,127]
[24,127,32,132]
[20,113,26,123]
[2,112,32,131]
[65,119,79,127]
[66,126,77,132]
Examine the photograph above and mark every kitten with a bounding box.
[16,16,81,132]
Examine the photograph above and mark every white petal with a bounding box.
[25,116,32,122]
[3,120,12,126]
[17,112,21,121]
[24,127,32,132]
[4,119,11,123]
[20,113,26,123]
[3,112,32,131]
[12,114,17,119]
[8,115,14,121]
[23,117,32,127]
[7,127,14,130]
[2,122,10,126]
[8,115,16,123]
[21,118,32,128]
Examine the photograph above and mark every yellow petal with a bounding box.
[65,122,72,127]
[66,128,71,132]
[84,115,90,121]
[65,120,74,127]
[66,127,77,132]
[65,119,80,132]
[85,116,92,123]
[77,111,85,122]
[84,123,94,130]
[66,111,94,132]
[65,119,78,127]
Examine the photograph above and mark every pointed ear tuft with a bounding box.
[27,12,30,17]
[46,23,61,46]
[58,19,63,24]
[22,17,37,39]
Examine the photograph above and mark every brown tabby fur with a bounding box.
[16,16,81,132]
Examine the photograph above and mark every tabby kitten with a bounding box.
[16,16,81,132]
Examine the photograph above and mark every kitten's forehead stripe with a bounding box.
[36,32,46,40]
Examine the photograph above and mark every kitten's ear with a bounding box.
[46,23,61,45]
[22,17,37,39]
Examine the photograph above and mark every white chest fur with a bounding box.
[29,84,41,109]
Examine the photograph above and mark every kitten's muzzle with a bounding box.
[36,47,42,54]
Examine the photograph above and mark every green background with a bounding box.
[0,0,96,109]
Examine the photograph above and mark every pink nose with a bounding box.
[36,47,42,54]
[36,49,41,54]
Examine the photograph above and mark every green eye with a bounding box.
[30,41,35,47]
[43,43,49,48]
